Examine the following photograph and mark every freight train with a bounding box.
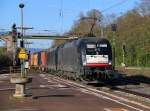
[29,37,115,82]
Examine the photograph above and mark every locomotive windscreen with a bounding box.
[86,44,96,48]
[86,43,110,55]
[97,43,110,54]
[86,44,96,55]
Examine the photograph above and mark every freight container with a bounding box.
[30,53,34,66]
[38,52,41,66]
[33,52,38,67]
[41,51,47,70]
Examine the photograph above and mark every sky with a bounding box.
[0,0,140,48]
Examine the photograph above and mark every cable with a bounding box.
[59,0,64,33]
[101,0,130,13]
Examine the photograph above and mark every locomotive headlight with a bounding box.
[109,61,112,65]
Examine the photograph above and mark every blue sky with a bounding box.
[0,0,139,48]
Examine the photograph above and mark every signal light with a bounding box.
[12,24,17,37]
[12,23,18,42]
[122,44,126,54]
[20,40,24,48]
[12,23,16,30]
[111,24,117,32]
[17,32,21,38]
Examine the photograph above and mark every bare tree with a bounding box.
[136,0,150,16]
[69,9,103,37]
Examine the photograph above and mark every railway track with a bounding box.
[0,67,10,74]
[114,86,150,99]
[42,73,150,111]
[89,77,150,99]
[0,66,21,74]
[45,71,150,100]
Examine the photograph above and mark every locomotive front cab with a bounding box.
[82,42,112,67]
[81,39,113,81]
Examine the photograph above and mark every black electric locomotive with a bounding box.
[47,48,58,71]
[46,37,114,82]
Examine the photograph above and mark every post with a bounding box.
[123,52,125,66]
[112,33,116,68]
[98,19,104,38]
[10,3,32,98]
[111,24,117,68]
[19,3,24,39]
[19,3,25,77]
[12,23,17,66]
[122,43,126,67]
[101,27,104,37]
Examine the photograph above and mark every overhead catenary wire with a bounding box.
[79,0,129,37]
[57,0,130,34]
[100,0,130,13]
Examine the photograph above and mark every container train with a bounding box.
[29,37,115,82]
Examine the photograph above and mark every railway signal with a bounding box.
[12,23,17,42]
[122,43,126,67]
[111,24,117,32]
[17,32,21,38]
[122,43,126,54]
[20,40,24,48]
[12,23,18,66]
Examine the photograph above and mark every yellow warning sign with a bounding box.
[18,48,27,59]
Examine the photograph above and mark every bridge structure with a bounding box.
[0,30,78,53]
[0,31,78,71]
